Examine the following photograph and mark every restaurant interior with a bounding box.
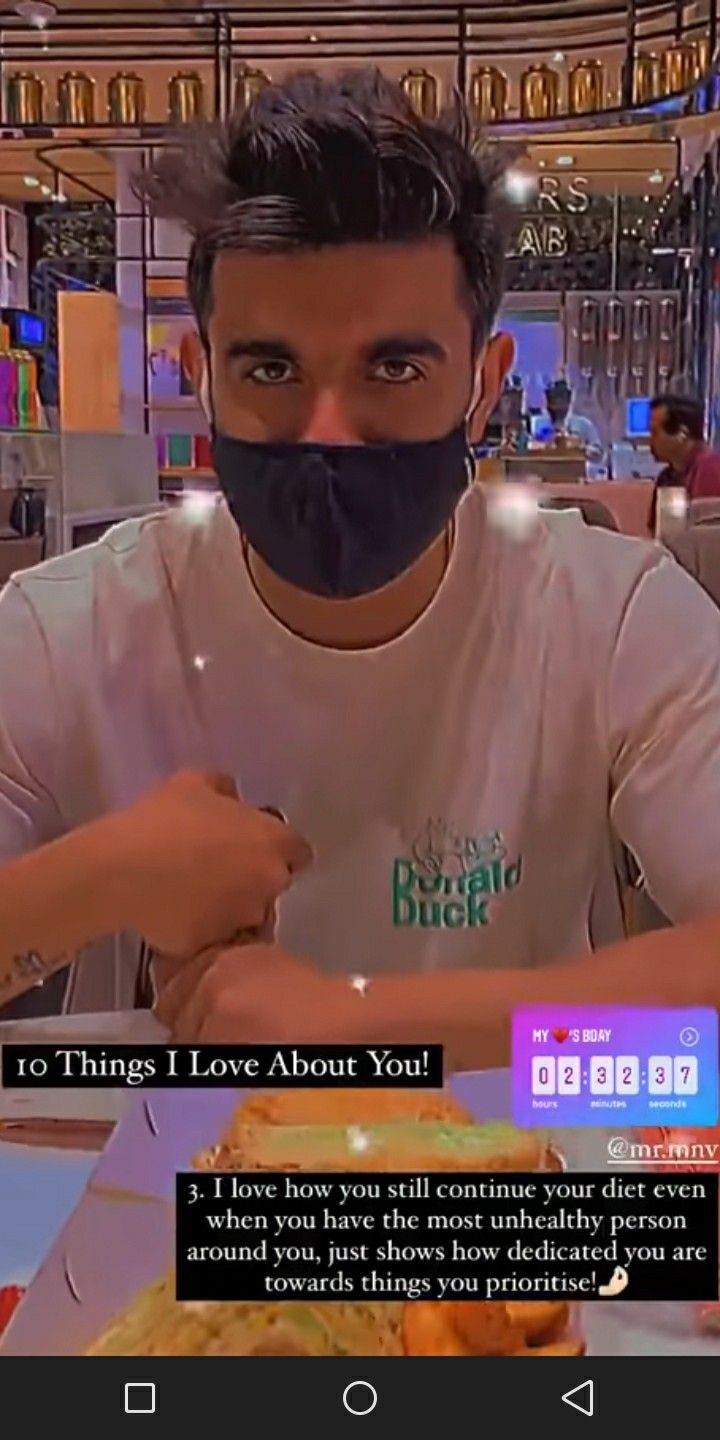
[0,0,719,573]
[1,0,720,1370]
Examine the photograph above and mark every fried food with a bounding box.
[512,1340,585,1357]
[403,1303,473,1356]
[449,1301,523,1355]
[506,1301,569,1345]
[233,1088,473,1129]
[402,1300,576,1356]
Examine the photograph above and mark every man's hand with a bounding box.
[106,771,313,958]
[155,942,353,1044]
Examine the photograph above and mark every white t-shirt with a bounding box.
[1,486,720,1011]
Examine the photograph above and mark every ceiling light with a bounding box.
[14,1,56,27]
[552,51,565,63]
[23,175,40,187]
[308,32,319,42]
[40,184,52,195]
[556,155,575,167]
[649,169,663,184]
[504,167,538,203]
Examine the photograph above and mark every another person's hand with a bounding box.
[155,942,351,1044]
[106,771,312,958]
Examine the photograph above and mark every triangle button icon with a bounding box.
[562,1380,594,1417]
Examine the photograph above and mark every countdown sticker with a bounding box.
[512,1006,718,1128]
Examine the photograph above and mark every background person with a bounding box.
[650,394,720,531]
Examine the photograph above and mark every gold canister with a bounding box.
[469,65,507,123]
[108,73,145,126]
[234,66,270,114]
[169,72,204,124]
[569,59,604,114]
[6,72,44,126]
[633,52,661,104]
[57,72,95,125]
[691,34,712,81]
[400,68,438,119]
[520,64,559,120]
[662,41,695,94]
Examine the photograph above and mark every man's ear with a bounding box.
[467,331,515,444]
[180,330,210,421]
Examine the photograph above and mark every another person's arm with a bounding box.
[602,554,720,924]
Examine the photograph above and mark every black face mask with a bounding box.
[212,424,472,600]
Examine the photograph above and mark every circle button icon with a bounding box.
[680,1026,700,1047]
[342,1381,378,1416]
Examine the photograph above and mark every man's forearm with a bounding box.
[354,918,719,1071]
[0,821,122,1007]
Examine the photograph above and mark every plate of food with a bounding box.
[0,1079,581,1357]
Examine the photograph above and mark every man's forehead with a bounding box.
[210,239,467,334]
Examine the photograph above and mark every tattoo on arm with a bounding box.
[3,952,65,996]
[13,951,53,980]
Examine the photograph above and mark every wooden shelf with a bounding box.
[159,467,215,477]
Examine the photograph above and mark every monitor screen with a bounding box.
[17,313,44,347]
[626,397,651,438]
[4,309,46,348]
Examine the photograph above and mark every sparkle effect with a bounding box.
[181,491,217,521]
[193,654,210,672]
[486,485,540,541]
[349,974,370,997]
[347,1126,372,1154]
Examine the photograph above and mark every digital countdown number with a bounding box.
[512,1007,718,1128]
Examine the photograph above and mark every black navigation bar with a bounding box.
[0,1357,715,1431]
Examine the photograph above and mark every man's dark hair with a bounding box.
[651,393,705,441]
[136,68,513,350]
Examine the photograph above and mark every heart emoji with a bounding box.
[552,1027,570,1043]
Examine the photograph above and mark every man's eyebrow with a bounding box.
[362,335,447,363]
[224,338,300,362]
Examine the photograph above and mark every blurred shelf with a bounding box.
[158,466,214,477]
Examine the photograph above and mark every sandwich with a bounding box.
[196,1087,547,1172]
[85,1087,572,1357]
[86,1285,581,1358]
[232,1087,473,1128]
[87,1279,404,1357]
[195,1119,546,1173]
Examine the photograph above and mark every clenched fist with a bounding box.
[105,770,312,957]
[155,942,352,1044]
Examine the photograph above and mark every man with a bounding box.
[2,70,720,1054]
[650,393,720,504]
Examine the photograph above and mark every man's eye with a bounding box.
[247,361,296,385]
[372,360,423,384]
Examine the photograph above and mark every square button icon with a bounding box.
[125,1383,155,1415]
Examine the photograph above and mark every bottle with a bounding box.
[16,352,32,429]
[0,352,15,428]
